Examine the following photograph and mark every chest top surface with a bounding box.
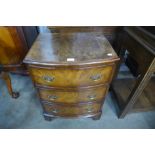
[24,32,118,65]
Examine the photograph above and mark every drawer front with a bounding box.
[38,86,107,104]
[29,65,114,87]
[43,103,102,116]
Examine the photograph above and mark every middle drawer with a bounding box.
[38,85,108,104]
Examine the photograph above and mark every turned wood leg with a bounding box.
[1,72,19,98]
[92,112,102,120]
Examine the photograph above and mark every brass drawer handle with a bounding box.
[87,109,93,112]
[90,74,102,81]
[52,109,58,113]
[88,95,96,100]
[48,95,58,100]
[42,75,54,82]
[86,106,93,113]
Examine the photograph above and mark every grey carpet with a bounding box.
[0,74,155,129]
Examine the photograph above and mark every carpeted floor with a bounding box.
[0,73,155,129]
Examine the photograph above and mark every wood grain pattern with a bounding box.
[38,85,108,104]
[112,77,155,112]
[0,26,39,98]
[112,26,155,118]
[48,26,119,34]
[29,65,114,88]
[42,102,102,117]
[0,26,28,65]
[123,31,154,74]
[0,26,36,98]
[24,30,119,120]
[24,32,118,65]
[47,26,123,46]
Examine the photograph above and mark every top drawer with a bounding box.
[29,65,114,88]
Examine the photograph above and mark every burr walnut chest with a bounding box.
[24,32,119,121]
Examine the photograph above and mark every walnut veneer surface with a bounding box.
[24,32,119,121]
[0,26,38,98]
[24,32,118,65]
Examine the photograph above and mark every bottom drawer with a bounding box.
[38,86,107,104]
[42,102,102,117]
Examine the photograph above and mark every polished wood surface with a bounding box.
[0,26,38,98]
[29,64,114,88]
[48,26,119,34]
[42,101,102,117]
[48,26,122,46]
[24,32,118,65]
[24,31,119,120]
[0,26,28,66]
[38,85,108,104]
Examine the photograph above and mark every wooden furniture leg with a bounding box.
[1,72,19,98]
[43,113,55,121]
[92,112,102,120]
[119,59,155,118]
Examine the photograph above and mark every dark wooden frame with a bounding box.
[112,26,155,118]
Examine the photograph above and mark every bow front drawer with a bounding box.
[43,102,102,117]
[29,65,114,88]
[38,85,108,104]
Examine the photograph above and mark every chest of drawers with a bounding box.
[24,32,119,121]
